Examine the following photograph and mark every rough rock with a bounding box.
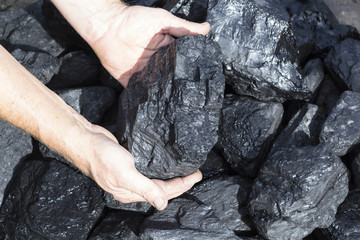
[0,0,38,11]
[11,48,60,85]
[206,0,311,102]
[325,39,360,92]
[249,144,349,240]
[189,175,253,233]
[170,0,208,23]
[47,50,100,89]
[88,210,143,240]
[0,119,33,204]
[302,58,324,97]
[56,87,116,124]
[320,190,360,240]
[117,35,225,179]
[199,148,232,179]
[218,94,283,178]
[320,91,360,156]
[140,198,239,239]
[104,192,152,213]
[0,158,105,239]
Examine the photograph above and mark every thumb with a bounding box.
[163,12,210,37]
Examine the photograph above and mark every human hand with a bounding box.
[87,125,203,210]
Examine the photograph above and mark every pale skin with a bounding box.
[0,0,210,210]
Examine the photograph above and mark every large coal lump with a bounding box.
[206,0,311,102]
[325,39,360,92]
[189,175,253,233]
[320,91,360,156]
[0,120,32,204]
[218,94,283,178]
[249,145,349,240]
[140,198,239,239]
[117,35,225,179]
[0,158,105,239]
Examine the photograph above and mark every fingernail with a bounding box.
[154,197,165,210]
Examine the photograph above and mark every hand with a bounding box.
[89,4,210,87]
[87,125,203,210]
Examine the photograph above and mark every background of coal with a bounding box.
[1,0,360,239]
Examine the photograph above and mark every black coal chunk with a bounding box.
[0,0,38,11]
[0,120,32,204]
[320,190,360,240]
[320,91,360,156]
[189,175,254,233]
[104,192,152,213]
[140,198,239,239]
[11,48,60,85]
[206,0,311,102]
[117,35,225,179]
[325,39,360,92]
[0,158,105,239]
[170,0,209,23]
[218,94,283,178]
[351,153,360,188]
[302,58,324,97]
[249,144,349,240]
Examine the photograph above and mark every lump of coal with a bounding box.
[104,192,152,213]
[0,158,105,239]
[0,0,38,11]
[206,0,311,102]
[218,94,283,178]
[189,175,253,233]
[302,58,324,97]
[320,91,360,156]
[320,190,360,240]
[117,35,225,179]
[11,48,60,85]
[47,50,100,89]
[249,145,349,240]
[325,39,360,92]
[0,120,32,204]
[170,0,209,23]
[140,198,239,239]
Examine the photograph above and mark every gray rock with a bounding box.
[140,198,239,239]
[103,192,152,213]
[11,48,60,85]
[325,39,360,92]
[117,35,225,179]
[0,158,105,239]
[249,144,349,240]
[320,190,360,240]
[218,94,283,178]
[320,91,360,156]
[189,175,254,232]
[206,0,311,102]
[0,119,32,204]
[302,58,324,97]
[170,0,208,23]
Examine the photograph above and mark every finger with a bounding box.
[163,12,210,37]
[153,170,203,200]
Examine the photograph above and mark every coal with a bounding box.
[320,91,360,156]
[11,48,60,85]
[0,120,33,204]
[170,0,208,23]
[302,58,324,97]
[0,158,105,239]
[218,94,283,178]
[199,147,232,179]
[325,39,360,92]
[320,190,360,240]
[189,175,254,233]
[249,144,349,240]
[140,198,239,239]
[122,0,166,7]
[206,0,311,102]
[0,0,38,11]
[351,153,360,188]
[117,34,225,179]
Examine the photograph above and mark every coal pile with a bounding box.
[1,0,360,239]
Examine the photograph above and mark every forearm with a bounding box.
[0,45,93,175]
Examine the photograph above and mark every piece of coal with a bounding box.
[47,50,100,89]
[170,0,209,23]
[88,210,144,240]
[249,144,349,240]
[0,158,105,239]
[0,1,64,57]
[270,104,324,152]
[103,192,152,213]
[302,58,324,98]
[117,34,225,179]
[0,0,38,11]
[206,0,311,102]
[218,94,283,178]
[189,175,254,233]
[10,48,60,85]
[325,38,360,92]
[351,153,360,188]
[320,190,360,240]
[0,120,33,204]
[140,198,239,239]
[199,147,232,179]
[320,91,360,156]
